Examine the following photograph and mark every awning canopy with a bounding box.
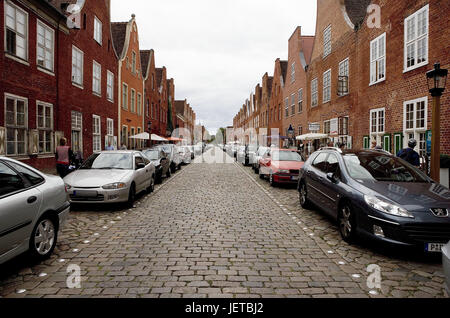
[296,133,329,141]
[151,134,168,141]
[129,132,150,140]
[167,137,183,142]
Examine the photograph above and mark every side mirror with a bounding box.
[327,172,338,183]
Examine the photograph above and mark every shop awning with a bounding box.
[296,133,329,141]
[129,132,150,140]
[151,134,168,141]
[167,137,183,142]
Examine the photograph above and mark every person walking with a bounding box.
[397,138,420,167]
[55,137,74,178]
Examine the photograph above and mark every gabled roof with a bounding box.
[267,77,273,96]
[301,36,315,65]
[174,100,186,114]
[111,22,128,57]
[280,60,288,83]
[140,50,152,78]
[156,68,164,87]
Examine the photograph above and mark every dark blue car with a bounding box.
[298,148,450,252]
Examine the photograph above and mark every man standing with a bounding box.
[397,139,420,167]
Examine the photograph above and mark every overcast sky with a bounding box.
[111,0,317,135]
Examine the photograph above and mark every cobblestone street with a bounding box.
[0,148,448,298]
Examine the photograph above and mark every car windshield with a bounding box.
[159,145,172,154]
[143,150,159,160]
[343,153,429,183]
[80,153,133,170]
[272,151,303,161]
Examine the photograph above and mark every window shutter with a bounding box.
[29,129,39,155]
[363,136,369,149]
[393,133,403,155]
[0,127,5,155]
[383,134,391,153]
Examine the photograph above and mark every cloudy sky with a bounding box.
[111,0,317,135]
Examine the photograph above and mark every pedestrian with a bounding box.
[371,140,378,149]
[106,141,114,151]
[55,137,74,178]
[339,142,346,151]
[327,141,334,147]
[120,143,127,150]
[397,139,420,167]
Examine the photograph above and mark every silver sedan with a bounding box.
[64,151,155,206]
[0,157,70,265]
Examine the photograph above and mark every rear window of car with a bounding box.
[272,151,303,162]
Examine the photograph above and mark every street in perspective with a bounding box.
[1,0,450,303]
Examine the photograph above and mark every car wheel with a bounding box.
[269,172,276,187]
[299,182,311,209]
[255,165,259,174]
[127,184,136,207]
[156,171,163,184]
[171,163,176,173]
[29,216,58,261]
[338,202,357,243]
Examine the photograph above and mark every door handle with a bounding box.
[27,196,37,204]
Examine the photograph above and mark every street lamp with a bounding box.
[426,63,448,182]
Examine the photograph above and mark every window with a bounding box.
[37,102,53,154]
[5,1,28,60]
[137,93,142,115]
[323,25,331,58]
[9,161,44,186]
[323,69,331,103]
[290,63,295,83]
[130,127,135,149]
[92,61,101,95]
[312,152,328,172]
[106,118,114,147]
[5,95,27,156]
[121,126,128,148]
[94,16,102,44]
[72,46,83,86]
[132,51,136,74]
[370,33,386,85]
[0,162,25,196]
[298,126,302,136]
[338,117,349,136]
[403,97,427,156]
[404,5,428,72]
[324,120,331,134]
[291,94,295,115]
[285,98,289,118]
[338,58,349,95]
[93,115,101,152]
[107,71,114,101]
[130,89,136,113]
[36,21,54,71]
[370,108,385,146]
[298,89,303,113]
[122,83,128,110]
[71,111,82,153]
[311,78,318,107]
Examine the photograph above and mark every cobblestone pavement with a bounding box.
[0,147,448,298]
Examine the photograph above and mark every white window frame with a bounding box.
[71,111,82,153]
[370,33,386,85]
[92,60,101,95]
[338,57,349,95]
[284,97,289,118]
[130,89,136,113]
[72,45,84,87]
[36,20,54,72]
[404,5,429,72]
[403,97,428,155]
[298,89,303,113]
[323,69,331,103]
[323,120,331,135]
[137,93,142,115]
[92,115,101,153]
[290,93,296,116]
[4,93,28,156]
[36,101,53,154]
[311,78,318,107]
[132,51,136,74]
[4,1,28,61]
[290,62,295,83]
[94,16,102,45]
[370,107,385,145]
[107,70,114,101]
[323,25,331,58]
[122,83,128,110]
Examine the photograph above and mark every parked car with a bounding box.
[443,241,450,294]
[0,157,70,264]
[253,146,270,173]
[142,149,171,183]
[236,146,246,165]
[155,144,182,172]
[187,146,195,159]
[64,151,155,206]
[194,144,203,156]
[178,146,192,165]
[298,148,450,249]
[259,149,304,186]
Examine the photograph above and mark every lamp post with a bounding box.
[426,63,448,182]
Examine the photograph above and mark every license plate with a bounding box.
[425,243,444,252]
[291,176,299,181]
[74,190,98,197]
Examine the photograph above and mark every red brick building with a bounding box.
[269,58,288,147]
[155,67,168,137]
[0,0,69,171]
[141,49,158,145]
